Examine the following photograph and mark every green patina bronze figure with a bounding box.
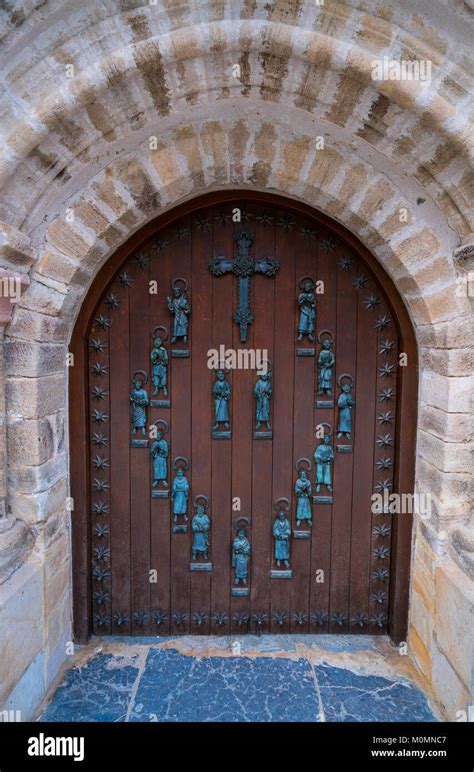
[273,500,291,568]
[151,420,169,489]
[314,431,334,493]
[294,459,312,526]
[192,496,210,561]
[129,371,149,435]
[254,368,272,430]
[232,520,251,585]
[317,331,335,396]
[297,277,316,342]
[212,369,231,430]
[171,457,190,522]
[167,278,190,343]
[337,375,355,440]
[150,326,169,397]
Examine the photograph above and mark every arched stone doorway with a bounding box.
[69,191,417,644]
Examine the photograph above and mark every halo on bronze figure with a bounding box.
[193,494,209,510]
[172,456,189,471]
[234,516,250,533]
[131,369,148,386]
[172,277,188,293]
[337,373,354,389]
[317,329,334,345]
[299,276,316,291]
[295,457,312,473]
[273,497,290,512]
[317,421,333,437]
[152,418,169,433]
[152,325,169,342]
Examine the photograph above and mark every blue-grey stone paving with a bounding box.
[39,638,439,723]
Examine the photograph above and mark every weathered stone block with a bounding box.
[6,374,65,420]
[435,561,474,693]
[431,641,471,719]
[7,416,54,466]
[4,340,64,377]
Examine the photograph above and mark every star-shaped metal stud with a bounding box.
[134,251,150,269]
[376,456,393,470]
[92,455,110,471]
[195,216,210,232]
[379,387,395,402]
[371,568,389,582]
[255,210,273,225]
[351,613,368,628]
[105,292,120,310]
[277,215,296,231]
[118,272,133,288]
[376,433,393,448]
[92,432,108,446]
[89,338,107,353]
[379,339,395,355]
[92,478,110,492]
[92,409,109,424]
[114,612,129,626]
[374,478,393,493]
[378,362,395,378]
[152,238,169,254]
[94,523,109,538]
[94,612,110,626]
[373,524,391,538]
[91,386,107,401]
[322,238,336,252]
[373,546,390,560]
[91,363,108,377]
[93,545,110,562]
[377,411,394,425]
[353,274,368,288]
[370,590,387,604]
[299,226,316,240]
[370,613,387,628]
[364,294,380,311]
[93,589,111,604]
[375,315,391,330]
[338,255,353,271]
[92,501,109,516]
[94,314,111,330]
[174,225,189,240]
[214,209,232,226]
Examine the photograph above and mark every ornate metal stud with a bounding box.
[171,611,188,627]
[376,433,393,447]
[379,339,395,355]
[370,591,387,604]
[192,611,208,626]
[376,457,392,470]
[91,363,108,377]
[370,613,387,628]
[153,610,170,627]
[130,371,149,439]
[311,611,329,627]
[92,478,110,492]
[214,209,232,226]
[351,613,368,628]
[331,612,348,626]
[92,409,109,424]
[377,411,394,425]
[89,338,107,353]
[92,455,109,471]
[92,567,111,582]
[105,292,120,310]
[299,226,316,240]
[379,387,395,402]
[174,224,189,241]
[378,362,395,378]
[375,315,391,330]
[91,386,107,401]
[272,610,289,627]
[94,523,109,538]
[195,216,210,231]
[251,612,269,632]
[353,274,368,288]
[152,238,169,254]
[277,215,295,231]
[92,432,108,446]
[338,256,353,271]
[134,251,151,268]
[232,612,249,627]
[150,419,169,494]
[373,546,390,560]
[94,612,110,627]
[132,611,149,626]
[322,238,336,252]
[239,207,253,222]
[93,589,111,605]
[92,502,109,516]
[255,210,273,225]
[93,545,110,562]
[212,611,229,627]
[364,294,380,311]
[371,568,389,582]
[94,314,111,330]
[374,479,393,493]
[118,272,133,288]
[114,612,129,626]
[292,611,308,626]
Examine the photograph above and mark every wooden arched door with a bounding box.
[70,192,417,642]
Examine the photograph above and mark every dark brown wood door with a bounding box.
[83,198,405,637]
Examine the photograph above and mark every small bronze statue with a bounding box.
[297,277,316,342]
[317,330,335,396]
[273,499,291,568]
[150,326,169,397]
[191,496,211,561]
[212,368,231,431]
[150,419,169,489]
[167,278,190,343]
[294,458,312,527]
[254,362,272,431]
[171,457,190,523]
[314,425,334,494]
[129,371,149,435]
[232,519,251,586]
[337,374,355,440]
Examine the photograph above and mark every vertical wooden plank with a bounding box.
[208,205,234,633]
[270,208,295,632]
[189,210,212,634]
[290,219,316,633]
[129,251,151,634]
[108,269,131,635]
